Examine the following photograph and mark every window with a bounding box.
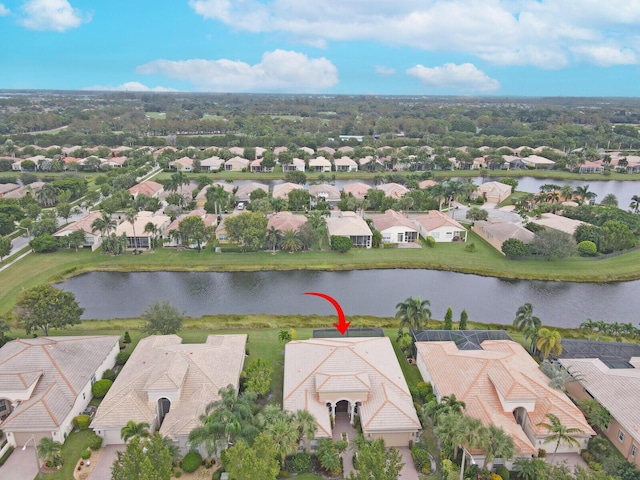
[618,430,625,442]
[91,375,96,386]
[0,399,7,412]
[631,445,637,458]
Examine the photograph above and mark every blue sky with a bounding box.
[1,0,639,96]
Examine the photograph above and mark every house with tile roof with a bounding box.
[559,342,640,467]
[267,211,307,234]
[472,218,534,252]
[128,180,164,199]
[53,211,105,251]
[92,334,247,454]
[474,181,512,204]
[413,210,467,242]
[162,210,217,248]
[272,182,304,201]
[169,157,194,172]
[0,336,120,448]
[370,210,419,244]
[341,182,372,200]
[224,156,250,172]
[309,184,341,206]
[416,338,594,468]
[309,157,332,173]
[200,156,224,172]
[376,183,410,199]
[235,182,268,203]
[284,337,421,448]
[334,156,358,172]
[282,158,306,173]
[115,211,170,250]
[326,211,372,248]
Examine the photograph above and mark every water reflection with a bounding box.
[56,270,639,328]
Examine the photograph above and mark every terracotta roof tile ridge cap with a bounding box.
[40,387,64,426]
[362,383,390,429]
[41,343,77,396]
[348,343,410,394]
[283,345,336,402]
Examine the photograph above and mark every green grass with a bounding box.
[202,114,223,121]
[43,429,94,480]
[269,115,303,121]
[145,112,166,119]
[293,474,325,480]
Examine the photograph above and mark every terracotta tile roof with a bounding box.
[326,212,372,237]
[0,336,120,431]
[413,210,466,232]
[341,182,372,200]
[92,335,247,441]
[267,211,307,232]
[309,157,332,168]
[418,180,438,189]
[416,340,594,456]
[370,210,418,233]
[235,182,268,201]
[559,357,640,444]
[54,211,103,236]
[309,184,340,202]
[284,338,420,439]
[473,218,535,244]
[272,182,304,200]
[376,183,410,199]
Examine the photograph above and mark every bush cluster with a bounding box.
[116,351,130,366]
[101,368,117,382]
[88,433,103,450]
[80,449,91,460]
[284,452,312,473]
[91,379,113,398]
[73,414,91,430]
[181,451,202,473]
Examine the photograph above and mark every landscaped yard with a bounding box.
[42,429,94,480]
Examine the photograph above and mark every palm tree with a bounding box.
[573,185,597,205]
[280,229,302,253]
[523,318,542,354]
[91,212,117,237]
[265,226,282,253]
[120,420,151,442]
[579,318,598,340]
[188,417,223,460]
[36,183,57,207]
[560,185,574,202]
[513,303,541,332]
[512,458,548,480]
[395,296,431,332]
[536,328,563,360]
[306,210,327,248]
[629,195,640,213]
[578,398,611,432]
[537,413,584,464]
[37,437,63,468]
[601,193,618,208]
[294,409,317,447]
[125,208,138,253]
[265,416,299,468]
[144,222,160,251]
[479,424,515,469]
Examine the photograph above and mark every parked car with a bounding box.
[237,202,245,210]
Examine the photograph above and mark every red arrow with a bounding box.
[304,292,351,335]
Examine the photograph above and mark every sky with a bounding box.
[0,0,639,96]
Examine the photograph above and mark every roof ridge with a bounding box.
[41,343,77,397]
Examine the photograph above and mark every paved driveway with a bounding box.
[397,446,420,480]
[90,445,124,480]
[0,446,40,480]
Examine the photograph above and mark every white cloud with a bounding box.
[83,82,176,92]
[19,0,89,32]
[136,49,338,92]
[0,4,10,16]
[571,45,638,67]
[406,63,500,93]
[375,65,396,76]
[188,0,640,69]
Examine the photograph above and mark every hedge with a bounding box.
[91,379,113,398]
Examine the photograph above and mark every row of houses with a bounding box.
[6,332,637,469]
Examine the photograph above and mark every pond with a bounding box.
[56,270,638,329]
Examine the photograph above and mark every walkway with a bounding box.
[333,412,357,477]
[397,447,420,480]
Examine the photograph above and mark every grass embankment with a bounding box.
[3,232,640,314]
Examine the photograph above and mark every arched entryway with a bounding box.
[158,398,171,428]
[513,407,527,428]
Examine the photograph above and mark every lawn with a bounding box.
[145,112,166,119]
[43,429,94,480]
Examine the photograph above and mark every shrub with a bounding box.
[91,379,113,399]
[465,242,477,252]
[182,451,202,473]
[330,235,353,253]
[0,446,14,467]
[495,465,510,480]
[502,238,531,258]
[123,331,131,343]
[102,368,117,382]
[415,381,432,401]
[80,449,91,460]
[30,234,60,253]
[284,452,312,473]
[411,444,431,472]
[577,240,597,256]
[116,351,130,366]
[538,448,546,458]
[426,236,436,248]
[73,414,91,430]
[88,433,103,450]
[174,471,182,478]
[476,196,486,205]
